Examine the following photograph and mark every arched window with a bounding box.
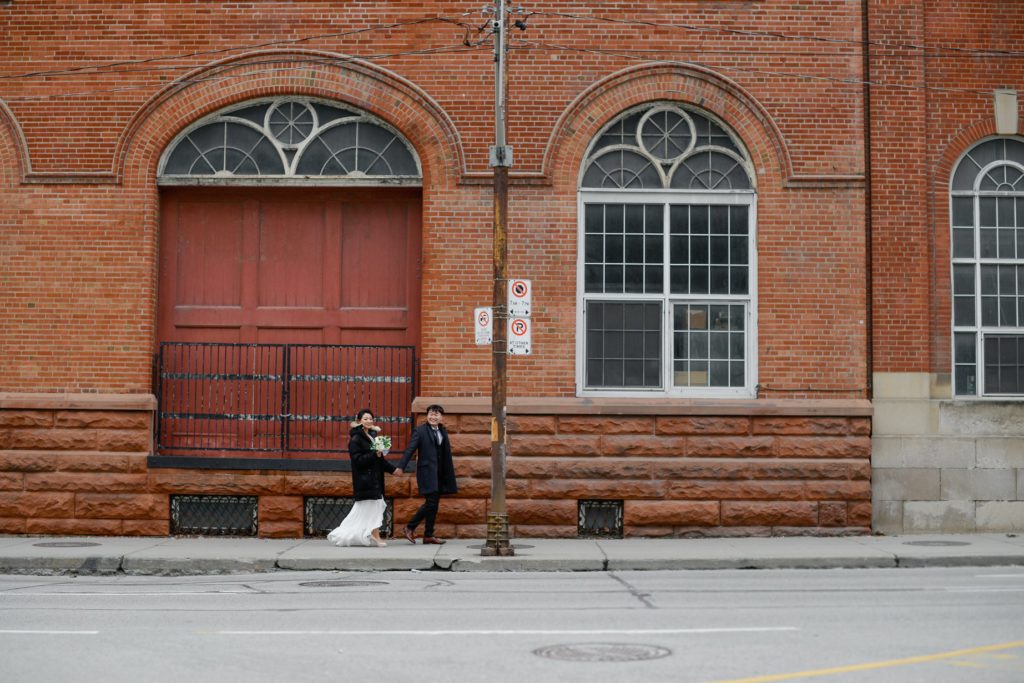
[158,97,421,185]
[951,137,1024,396]
[577,102,756,396]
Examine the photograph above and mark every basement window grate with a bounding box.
[578,499,624,538]
[170,495,258,536]
[305,496,393,538]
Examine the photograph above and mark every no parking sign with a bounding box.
[507,317,531,355]
[508,279,531,317]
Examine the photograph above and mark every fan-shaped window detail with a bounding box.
[577,102,757,398]
[581,104,753,190]
[159,97,421,185]
[950,137,1024,397]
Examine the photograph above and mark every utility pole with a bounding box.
[482,0,514,557]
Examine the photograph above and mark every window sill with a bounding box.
[412,396,872,417]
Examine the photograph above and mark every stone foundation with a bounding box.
[1,393,872,538]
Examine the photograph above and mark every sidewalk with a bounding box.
[1,533,1023,575]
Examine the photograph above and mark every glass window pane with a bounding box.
[952,228,974,258]
[670,236,688,263]
[644,266,663,293]
[585,235,603,262]
[584,265,603,293]
[980,198,996,226]
[691,205,709,234]
[691,266,709,293]
[709,266,729,294]
[730,205,749,234]
[710,206,729,234]
[605,265,623,292]
[955,364,976,396]
[998,197,1015,227]
[730,266,748,295]
[951,197,973,227]
[980,228,998,258]
[624,266,644,293]
[952,264,975,294]
[691,236,709,264]
[605,234,623,263]
[670,266,688,294]
[625,235,644,263]
[645,235,663,264]
[954,296,975,326]
[585,205,603,233]
[710,236,729,264]
[625,205,644,233]
[982,296,999,326]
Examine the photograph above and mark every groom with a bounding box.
[397,404,458,544]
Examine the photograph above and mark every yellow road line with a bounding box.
[709,640,1024,683]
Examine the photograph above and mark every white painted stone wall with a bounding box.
[872,372,1024,533]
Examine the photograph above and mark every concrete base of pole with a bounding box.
[481,511,515,556]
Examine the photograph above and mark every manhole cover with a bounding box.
[533,643,671,662]
[466,543,534,550]
[903,541,972,547]
[33,542,102,548]
[298,580,389,588]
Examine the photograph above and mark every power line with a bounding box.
[530,10,1024,59]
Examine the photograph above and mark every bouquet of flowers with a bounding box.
[371,434,392,455]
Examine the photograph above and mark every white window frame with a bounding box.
[576,188,758,398]
[950,136,1024,399]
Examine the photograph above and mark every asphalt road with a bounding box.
[1,567,1023,683]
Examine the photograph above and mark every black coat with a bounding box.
[397,423,458,496]
[348,426,397,501]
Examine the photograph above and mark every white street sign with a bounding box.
[507,317,531,355]
[508,279,531,317]
[475,307,493,345]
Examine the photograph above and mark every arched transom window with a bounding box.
[158,97,421,185]
[951,137,1024,397]
[577,102,757,396]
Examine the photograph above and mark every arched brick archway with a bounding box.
[115,52,465,460]
[0,99,28,187]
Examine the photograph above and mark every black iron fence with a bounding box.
[156,342,416,457]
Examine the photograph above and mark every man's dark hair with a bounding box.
[425,404,445,415]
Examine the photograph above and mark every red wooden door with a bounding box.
[156,187,421,456]
[158,187,421,346]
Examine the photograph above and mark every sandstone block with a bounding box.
[453,456,491,478]
[669,480,805,501]
[752,417,854,436]
[54,453,132,473]
[55,411,151,430]
[149,471,285,495]
[508,499,576,525]
[0,411,53,428]
[7,428,150,453]
[686,436,773,457]
[773,436,871,458]
[818,502,848,526]
[507,416,556,434]
[0,451,61,472]
[656,417,750,436]
[721,501,818,526]
[510,435,602,457]
[260,519,303,538]
[451,478,491,497]
[76,493,164,519]
[282,473,350,495]
[0,473,23,490]
[454,415,491,433]
[600,435,686,457]
[25,472,148,493]
[0,517,26,533]
[0,491,74,517]
[259,496,304,522]
[437,498,486,524]
[557,416,654,435]
[454,433,490,456]
[528,479,665,499]
[625,500,720,526]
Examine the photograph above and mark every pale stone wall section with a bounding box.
[873,372,1024,533]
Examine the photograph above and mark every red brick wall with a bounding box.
[869,1,1024,374]
[1,1,868,397]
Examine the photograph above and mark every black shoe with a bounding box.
[402,526,416,544]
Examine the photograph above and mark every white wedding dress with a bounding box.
[326,498,387,546]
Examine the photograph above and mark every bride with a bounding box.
[327,408,402,547]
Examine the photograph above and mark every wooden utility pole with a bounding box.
[482,0,514,557]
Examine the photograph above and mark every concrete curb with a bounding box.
[0,534,1022,576]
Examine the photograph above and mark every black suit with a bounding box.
[398,422,458,536]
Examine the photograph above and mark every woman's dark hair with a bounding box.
[356,408,374,422]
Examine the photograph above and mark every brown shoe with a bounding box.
[402,526,416,544]
[422,536,446,545]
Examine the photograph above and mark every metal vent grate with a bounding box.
[578,499,624,538]
[305,496,393,538]
[170,495,258,536]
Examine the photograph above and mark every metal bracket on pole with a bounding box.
[489,145,514,168]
